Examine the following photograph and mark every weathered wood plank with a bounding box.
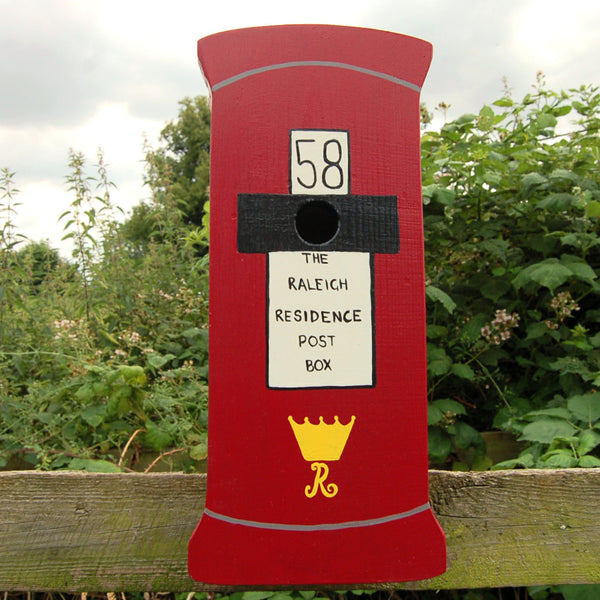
[0,469,598,592]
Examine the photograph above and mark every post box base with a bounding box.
[188,506,446,585]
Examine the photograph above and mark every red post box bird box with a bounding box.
[188,24,446,586]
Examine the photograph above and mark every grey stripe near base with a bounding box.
[203,502,431,532]
[211,61,422,93]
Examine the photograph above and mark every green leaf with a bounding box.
[549,168,579,182]
[561,255,597,284]
[456,113,476,124]
[270,594,296,600]
[557,584,600,600]
[560,233,583,248]
[472,455,493,471]
[68,458,122,473]
[242,593,275,600]
[452,461,469,472]
[539,450,578,468]
[525,322,556,341]
[428,427,452,463]
[428,404,444,425]
[426,285,456,313]
[537,112,558,129]
[461,314,489,344]
[423,185,456,206]
[537,193,574,212]
[549,356,588,375]
[492,454,535,470]
[427,324,448,339]
[12,355,25,377]
[525,408,572,420]
[79,405,106,427]
[432,398,467,416]
[585,201,600,218]
[480,238,510,260]
[477,105,495,131]
[521,172,547,194]
[481,278,512,302]
[144,419,172,452]
[107,386,133,416]
[183,327,208,343]
[433,187,456,205]
[37,411,57,425]
[98,329,120,346]
[553,105,572,117]
[578,455,600,468]
[577,429,600,455]
[479,346,509,367]
[567,393,600,424]
[75,383,96,403]
[553,435,579,446]
[451,363,476,380]
[427,346,453,376]
[118,365,146,386]
[512,258,573,292]
[519,418,578,444]
[452,421,482,450]
[189,442,208,461]
[146,353,172,370]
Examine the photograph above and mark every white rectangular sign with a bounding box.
[268,251,373,388]
[290,130,349,195]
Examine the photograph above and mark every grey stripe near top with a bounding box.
[211,61,422,93]
[203,502,431,531]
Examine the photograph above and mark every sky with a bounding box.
[1,0,599,256]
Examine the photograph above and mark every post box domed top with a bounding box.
[197,24,432,94]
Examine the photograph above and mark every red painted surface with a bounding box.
[188,24,446,585]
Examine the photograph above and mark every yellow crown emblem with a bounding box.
[288,415,356,462]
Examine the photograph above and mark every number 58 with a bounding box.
[290,130,349,195]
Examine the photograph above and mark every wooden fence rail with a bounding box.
[1,469,599,592]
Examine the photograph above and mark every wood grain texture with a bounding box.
[0,469,599,592]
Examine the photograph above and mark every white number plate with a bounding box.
[290,130,349,195]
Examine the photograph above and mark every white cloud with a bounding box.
[93,0,369,66]
[1,0,598,254]
[4,102,163,256]
[12,181,73,254]
[507,0,600,105]
[70,103,161,169]
[512,0,600,68]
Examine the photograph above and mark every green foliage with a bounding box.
[16,240,66,288]
[529,584,600,600]
[492,392,600,469]
[0,169,28,348]
[141,96,211,229]
[183,590,473,600]
[118,97,210,257]
[0,80,598,600]
[423,78,600,467]
[2,81,600,482]
[0,150,209,472]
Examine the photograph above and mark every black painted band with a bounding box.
[237,194,399,254]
